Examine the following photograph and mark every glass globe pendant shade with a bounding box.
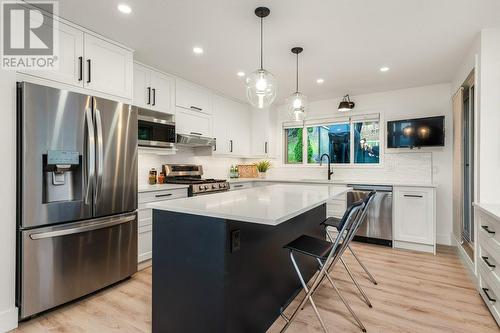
[246,69,277,109]
[287,92,308,121]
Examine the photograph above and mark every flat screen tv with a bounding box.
[387,116,445,148]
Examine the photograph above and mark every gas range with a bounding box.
[162,164,230,196]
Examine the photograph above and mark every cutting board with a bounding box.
[237,164,258,178]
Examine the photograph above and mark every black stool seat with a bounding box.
[284,235,334,260]
[322,217,342,230]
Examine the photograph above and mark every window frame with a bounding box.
[282,113,384,168]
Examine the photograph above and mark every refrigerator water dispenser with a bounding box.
[42,151,82,203]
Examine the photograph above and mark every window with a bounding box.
[285,128,303,164]
[353,121,380,164]
[284,115,381,166]
[307,124,350,164]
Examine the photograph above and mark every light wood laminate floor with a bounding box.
[13,243,499,333]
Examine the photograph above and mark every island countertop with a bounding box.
[148,183,350,226]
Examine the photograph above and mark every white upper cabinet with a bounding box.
[393,187,436,251]
[213,94,250,156]
[250,107,277,158]
[176,79,212,114]
[84,34,133,99]
[176,107,212,138]
[133,63,174,114]
[20,19,84,87]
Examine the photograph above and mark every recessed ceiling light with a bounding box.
[193,47,204,55]
[380,66,390,72]
[316,78,325,84]
[237,71,245,77]
[117,4,131,14]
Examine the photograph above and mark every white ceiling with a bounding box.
[58,0,500,103]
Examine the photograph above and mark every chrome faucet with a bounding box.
[320,153,333,180]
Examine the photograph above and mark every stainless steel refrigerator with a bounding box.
[16,82,138,319]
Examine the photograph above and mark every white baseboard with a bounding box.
[393,240,435,254]
[0,306,18,333]
[436,233,452,246]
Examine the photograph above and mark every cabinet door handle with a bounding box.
[190,132,202,136]
[404,194,423,198]
[482,256,496,268]
[230,140,233,153]
[213,138,217,151]
[152,88,156,106]
[78,56,83,81]
[147,87,151,105]
[190,106,202,111]
[233,184,244,188]
[482,225,495,234]
[265,141,268,154]
[86,59,91,83]
[482,288,497,302]
[155,193,172,198]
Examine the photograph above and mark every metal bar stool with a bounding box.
[323,191,378,286]
[280,200,366,333]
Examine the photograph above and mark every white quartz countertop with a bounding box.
[227,177,437,188]
[138,183,189,193]
[474,203,500,221]
[148,184,350,226]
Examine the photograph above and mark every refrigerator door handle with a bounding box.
[84,107,95,205]
[94,107,104,202]
[29,214,136,240]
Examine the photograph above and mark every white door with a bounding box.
[212,95,231,154]
[133,63,151,108]
[230,102,251,156]
[20,19,84,88]
[151,72,174,114]
[176,107,212,137]
[84,34,133,99]
[250,108,271,157]
[176,80,211,114]
[394,188,434,245]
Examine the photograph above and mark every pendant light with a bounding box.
[338,94,355,112]
[287,47,308,121]
[246,7,277,109]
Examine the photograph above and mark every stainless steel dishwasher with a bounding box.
[347,184,393,246]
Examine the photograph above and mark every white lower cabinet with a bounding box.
[137,187,188,263]
[393,186,436,253]
[476,205,500,325]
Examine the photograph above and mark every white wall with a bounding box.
[269,83,453,245]
[138,148,244,185]
[478,28,500,203]
[0,71,18,331]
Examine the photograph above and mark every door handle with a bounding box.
[230,140,233,153]
[86,59,91,83]
[84,107,95,205]
[155,193,172,198]
[147,87,151,105]
[482,256,496,268]
[95,108,104,202]
[152,88,156,106]
[29,214,136,240]
[482,225,495,234]
[190,106,202,111]
[265,141,268,154]
[78,56,83,81]
[482,288,497,303]
[403,194,423,198]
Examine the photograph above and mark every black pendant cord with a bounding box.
[260,17,263,70]
[296,53,299,93]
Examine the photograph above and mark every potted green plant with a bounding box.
[255,160,271,179]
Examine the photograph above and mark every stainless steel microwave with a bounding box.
[138,110,175,148]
